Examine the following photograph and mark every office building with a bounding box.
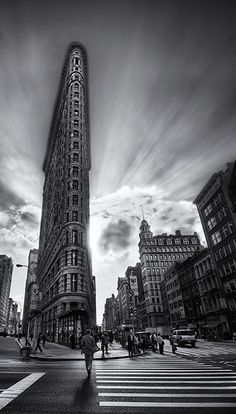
[0,255,13,332]
[194,161,236,332]
[138,219,202,332]
[37,42,96,344]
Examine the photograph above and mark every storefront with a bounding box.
[58,309,88,345]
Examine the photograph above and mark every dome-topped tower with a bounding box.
[139,219,153,240]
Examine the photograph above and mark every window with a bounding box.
[72,210,78,221]
[73,153,79,162]
[72,195,78,205]
[64,275,67,292]
[175,238,181,244]
[72,180,79,190]
[71,250,78,266]
[207,216,217,230]
[167,239,172,245]
[73,140,79,149]
[204,203,213,216]
[74,100,79,107]
[72,230,78,244]
[71,274,78,292]
[72,166,79,176]
[65,251,69,266]
[191,238,198,244]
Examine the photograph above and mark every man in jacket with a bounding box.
[81,329,96,378]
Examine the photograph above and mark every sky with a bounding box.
[0,0,236,324]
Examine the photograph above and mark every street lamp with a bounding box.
[16,263,39,341]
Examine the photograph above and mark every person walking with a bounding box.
[156,333,164,354]
[101,332,109,357]
[35,333,43,353]
[151,332,157,352]
[81,329,97,378]
[169,334,177,354]
[127,332,135,358]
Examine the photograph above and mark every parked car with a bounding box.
[172,329,196,347]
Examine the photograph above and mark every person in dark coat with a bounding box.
[35,333,43,353]
[81,329,96,378]
[101,332,109,357]
[70,332,76,349]
[127,333,135,358]
[169,334,177,354]
[156,333,164,354]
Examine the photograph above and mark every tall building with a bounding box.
[22,249,39,337]
[194,161,236,332]
[138,219,202,332]
[0,255,13,332]
[37,42,96,344]
[161,248,229,338]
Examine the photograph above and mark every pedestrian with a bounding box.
[156,333,164,354]
[151,332,157,352]
[169,334,177,354]
[35,333,43,353]
[101,332,109,357]
[233,331,236,341]
[81,329,97,378]
[70,332,76,349]
[139,335,146,354]
[42,334,47,348]
[134,334,141,355]
[127,332,135,358]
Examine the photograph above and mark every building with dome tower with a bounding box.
[138,219,202,332]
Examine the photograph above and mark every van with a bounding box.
[172,329,196,347]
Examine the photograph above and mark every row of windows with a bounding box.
[219,258,236,277]
[144,246,197,253]
[204,193,223,217]
[211,221,234,245]
[207,206,228,230]
[145,250,195,261]
[169,300,183,310]
[42,274,85,307]
[215,239,236,261]
[168,289,181,301]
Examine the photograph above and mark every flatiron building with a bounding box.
[37,42,96,343]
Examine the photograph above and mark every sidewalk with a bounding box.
[30,340,131,361]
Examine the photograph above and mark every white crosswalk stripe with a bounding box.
[96,356,236,408]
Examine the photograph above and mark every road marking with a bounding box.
[96,368,231,374]
[0,372,46,410]
[96,376,236,379]
[97,385,236,389]
[97,380,236,383]
[99,402,236,407]
[99,392,236,398]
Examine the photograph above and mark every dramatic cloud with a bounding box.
[100,219,133,253]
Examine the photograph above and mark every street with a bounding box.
[0,337,236,413]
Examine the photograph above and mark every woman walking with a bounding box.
[81,329,96,378]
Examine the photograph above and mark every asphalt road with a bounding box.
[0,337,236,414]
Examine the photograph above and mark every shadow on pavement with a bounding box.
[73,377,96,410]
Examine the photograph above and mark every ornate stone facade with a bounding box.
[37,43,96,344]
[138,219,202,332]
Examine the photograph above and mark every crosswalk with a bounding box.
[96,356,236,408]
[160,342,236,359]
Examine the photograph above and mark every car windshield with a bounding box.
[177,330,195,335]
